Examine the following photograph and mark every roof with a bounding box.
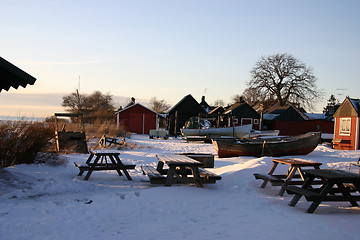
[208,106,224,115]
[333,97,360,117]
[115,103,164,117]
[349,98,360,113]
[223,102,242,115]
[305,113,327,120]
[0,56,36,92]
[222,102,260,119]
[265,103,310,120]
[263,113,279,120]
[167,94,199,114]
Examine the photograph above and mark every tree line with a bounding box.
[62,53,329,123]
[62,90,171,123]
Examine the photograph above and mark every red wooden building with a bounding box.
[332,97,360,150]
[115,103,162,135]
[261,103,334,138]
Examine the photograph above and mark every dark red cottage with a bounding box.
[332,97,360,150]
[115,103,162,135]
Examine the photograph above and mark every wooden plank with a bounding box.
[142,166,166,178]
[141,165,167,184]
[91,149,121,155]
[284,186,323,199]
[253,173,284,186]
[156,155,203,166]
[199,168,222,180]
[272,158,322,167]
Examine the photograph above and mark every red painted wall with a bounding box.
[267,120,333,136]
[333,116,358,150]
[117,104,157,134]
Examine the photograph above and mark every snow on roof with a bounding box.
[349,98,360,113]
[305,113,326,120]
[263,113,279,120]
[115,103,161,116]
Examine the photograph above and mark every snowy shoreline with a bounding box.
[1,134,360,240]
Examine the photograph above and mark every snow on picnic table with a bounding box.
[0,134,360,240]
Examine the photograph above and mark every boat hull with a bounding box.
[212,132,321,158]
[181,124,252,138]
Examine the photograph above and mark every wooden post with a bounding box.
[174,111,178,137]
[259,104,264,131]
[198,114,201,135]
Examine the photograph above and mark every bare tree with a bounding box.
[230,94,245,104]
[246,53,323,110]
[149,97,171,113]
[213,99,225,107]
[62,90,87,113]
[62,90,115,123]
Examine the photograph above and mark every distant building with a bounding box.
[261,103,333,137]
[199,96,211,113]
[115,103,163,135]
[223,102,260,130]
[166,94,206,136]
[332,97,360,150]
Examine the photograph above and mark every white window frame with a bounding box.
[339,118,351,136]
[253,119,259,125]
[233,118,239,125]
[240,118,253,125]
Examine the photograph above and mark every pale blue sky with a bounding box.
[1,0,359,117]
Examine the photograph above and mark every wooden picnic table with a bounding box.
[254,158,322,196]
[74,150,135,180]
[141,154,221,187]
[285,169,360,213]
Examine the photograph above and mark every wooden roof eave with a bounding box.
[0,56,36,92]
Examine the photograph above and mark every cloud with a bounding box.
[26,60,111,66]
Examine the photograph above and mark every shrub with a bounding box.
[85,120,128,139]
[0,121,56,168]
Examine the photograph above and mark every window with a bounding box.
[233,118,239,124]
[339,118,351,135]
[254,119,259,125]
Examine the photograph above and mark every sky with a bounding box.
[1,0,359,118]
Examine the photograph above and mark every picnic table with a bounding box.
[141,154,221,187]
[254,158,322,196]
[349,158,360,174]
[285,169,360,213]
[98,135,126,148]
[74,150,135,180]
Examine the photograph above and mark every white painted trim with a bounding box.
[156,114,159,130]
[339,117,351,136]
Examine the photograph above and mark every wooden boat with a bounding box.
[212,132,321,158]
[181,124,252,138]
[246,129,280,138]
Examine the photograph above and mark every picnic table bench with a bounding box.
[285,169,360,213]
[98,135,126,148]
[254,158,323,196]
[349,158,360,174]
[141,154,221,187]
[74,150,135,180]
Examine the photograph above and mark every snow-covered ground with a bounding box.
[1,134,360,240]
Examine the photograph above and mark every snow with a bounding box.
[1,134,360,240]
